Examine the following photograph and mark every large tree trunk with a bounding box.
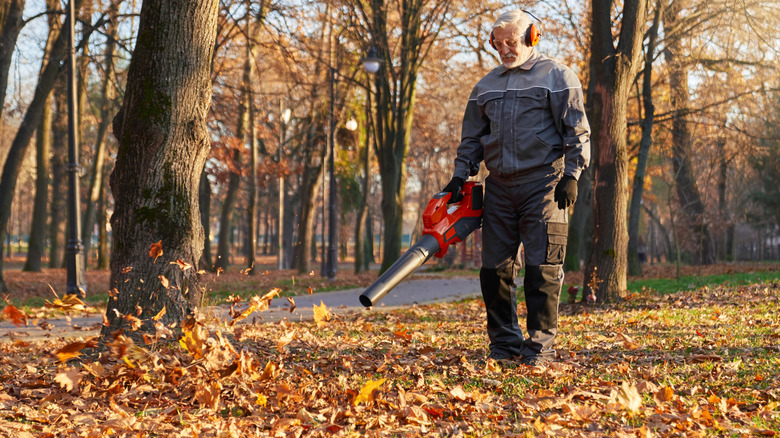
[363,0,450,273]
[663,1,715,266]
[628,1,663,276]
[49,79,67,268]
[82,1,118,267]
[584,0,647,303]
[24,0,61,272]
[0,0,26,121]
[292,117,326,274]
[103,0,218,335]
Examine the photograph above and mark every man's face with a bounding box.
[492,24,534,69]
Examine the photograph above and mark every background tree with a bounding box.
[103,0,219,334]
[584,0,648,302]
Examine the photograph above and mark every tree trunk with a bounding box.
[215,149,241,271]
[565,168,593,272]
[24,0,61,272]
[364,0,449,273]
[49,79,67,268]
[292,119,325,274]
[0,0,26,122]
[0,0,80,291]
[663,1,715,266]
[96,176,109,269]
[628,1,663,276]
[354,90,373,273]
[198,170,212,270]
[103,0,218,335]
[584,0,647,303]
[82,1,117,266]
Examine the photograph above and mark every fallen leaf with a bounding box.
[159,275,169,289]
[313,301,331,327]
[285,297,296,313]
[354,378,386,405]
[276,329,296,353]
[55,368,82,392]
[614,381,642,413]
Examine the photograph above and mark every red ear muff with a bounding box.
[526,23,541,47]
[489,31,496,50]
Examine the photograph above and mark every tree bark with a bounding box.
[49,78,67,268]
[215,149,241,271]
[24,0,60,272]
[103,0,218,335]
[663,0,715,265]
[584,0,647,303]
[82,1,118,267]
[362,0,451,273]
[292,116,326,274]
[198,170,212,270]
[0,0,82,291]
[0,0,26,122]
[628,1,663,276]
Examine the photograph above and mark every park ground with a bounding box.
[0,260,778,436]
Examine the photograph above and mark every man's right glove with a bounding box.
[441,176,465,203]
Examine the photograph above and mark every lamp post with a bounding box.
[277,107,291,271]
[66,0,86,297]
[325,44,382,280]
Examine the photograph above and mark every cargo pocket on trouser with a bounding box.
[545,222,568,265]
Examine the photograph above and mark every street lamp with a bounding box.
[326,43,383,280]
[277,107,291,271]
[66,0,86,297]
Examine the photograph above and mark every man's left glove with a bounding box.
[554,175,578,210]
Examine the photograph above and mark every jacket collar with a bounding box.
[496,50,541,75]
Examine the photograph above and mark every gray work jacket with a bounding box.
[453,51,591,185]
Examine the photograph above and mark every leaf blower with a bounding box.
[359,181,483,307]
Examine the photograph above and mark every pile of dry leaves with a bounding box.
[0,273,778,436]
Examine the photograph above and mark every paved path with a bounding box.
[0,276,481,341]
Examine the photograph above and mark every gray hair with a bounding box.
[491,10,532,33]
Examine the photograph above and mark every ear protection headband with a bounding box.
[489,10,542,50]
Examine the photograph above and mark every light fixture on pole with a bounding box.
[66,0,86,297]
[326,43,383,280]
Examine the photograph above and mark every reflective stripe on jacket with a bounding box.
[453,51,591,184]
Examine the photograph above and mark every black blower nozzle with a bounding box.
[359,234,440,307]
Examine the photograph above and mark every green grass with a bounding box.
[626,270,780,295]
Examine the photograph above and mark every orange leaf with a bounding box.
[422,405,444,419]
[152,306,167,321]
[394,328,412,341]
[159,275,169,289]
[149,240,163,262]
[2,305,27,327]
[353,378,386,405]
[54,338,99,362]
[313,301,331,327]
[170,259,192,271]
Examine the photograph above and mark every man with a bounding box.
[442,10,590,365]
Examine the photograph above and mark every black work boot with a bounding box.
[520,264,563,362]
[480,266,525,358]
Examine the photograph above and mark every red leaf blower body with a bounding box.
[359,181,483,307]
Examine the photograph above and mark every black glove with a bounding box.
[554,175,578,210]
[441,177,465,203]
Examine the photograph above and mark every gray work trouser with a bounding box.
[480,172,568,359]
